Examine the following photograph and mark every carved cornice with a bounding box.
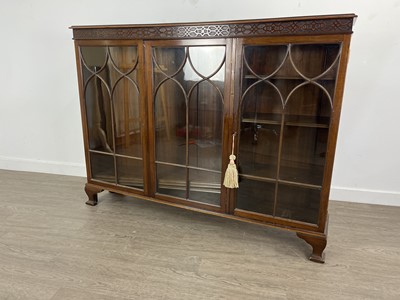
[72,15,355,40]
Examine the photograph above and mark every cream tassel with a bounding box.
[223,133,239,188]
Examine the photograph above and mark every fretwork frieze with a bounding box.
[72,17,354,40]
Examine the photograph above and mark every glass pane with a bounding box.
[244,45,288,77]
[276,185,320,224]
[281,83,331,186]
[153,45,226,206]
[236,178,275,215]
[153,47,187,166]
[155,79,186,165]
[240,48,284,180]
[241,82,283,122]
[238,123,280,179]
[108,46,138,82]
[153,47,186,80]
[188,169,221,205]
[237,42,341,221]
[107,46,142,158]
[285,84,332,125]
[188,81,223,171]
[90,152,115,183]
[113,77,141,157]
[84,73,113,152]
[280,126,328,185]
[80,47,107,76]
[187,46,225,80]
[240,72,283,178]
[81,46,143,188]
[117,157,143,189]
[81,46,141,156]
[156,164,186,199]
[290,44,341,79]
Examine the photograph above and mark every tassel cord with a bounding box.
[223,133,239,189]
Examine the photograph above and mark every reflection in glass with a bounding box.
[153,47,186,80]
[187,46,225,81]
[84,72,113,153]
[156,164,186,199]
[81,47,107,75]
[188,81,223,171]
[113,77,141,157]
[90,153,115,183]
[188,169,221,205]
[117,157,143,189]
[108,47,138,81]
[108,47,141,158]
[81,46,141,156]
[155,79,186,165]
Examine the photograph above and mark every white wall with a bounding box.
[0,0,399,206]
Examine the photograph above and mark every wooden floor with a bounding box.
[0,169,399,300]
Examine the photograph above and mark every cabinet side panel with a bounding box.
[319,34,352,232]
[74,41,92,180]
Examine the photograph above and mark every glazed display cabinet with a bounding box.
[71,14,356,263]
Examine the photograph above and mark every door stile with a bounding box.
[144,41,157,198]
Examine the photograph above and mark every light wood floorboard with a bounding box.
[0,169,399,299]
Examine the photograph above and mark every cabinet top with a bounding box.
[70,13,356,40]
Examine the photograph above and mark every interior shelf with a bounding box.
[238,159,325,188]
[91,173,143,188]
[244,74,336,80]
[241,113,330,128]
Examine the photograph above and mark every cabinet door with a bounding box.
[146,40,231,211]
[77,42,147,192]
[235,38,343,227]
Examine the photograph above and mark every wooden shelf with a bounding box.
[239,174,322,190]
[244,75,336,80]
[238,159,325,188]
[158,179,220,194]
[285,114,330,128]
[91,174,144,188]
[242,118,281,126]
[241,113,330,128]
